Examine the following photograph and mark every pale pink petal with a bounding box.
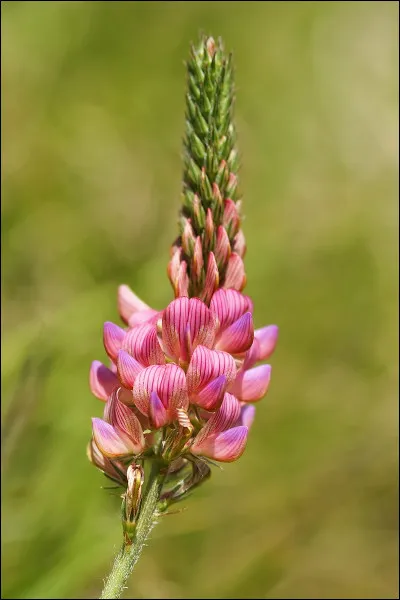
[255,325,279,361]
[103,322,125,362]
[215,312,254,355]
[149,391,168,428]
[123,323,165,366]
[116,350,143,389]
[230,364,271,402]
[118,285,150,324]
[239,404,256,429]
[191,425,248,462]
[196,375,227,411]
[210,289,253,330]
[128,308,159,328]
[243,325,279,369]
[224,253,246,291]
[167,247,182,293]
[90,360,119,401]
[233,230,246,258]
[92,418,141,458]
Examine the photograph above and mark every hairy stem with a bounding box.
[100,461,167,599]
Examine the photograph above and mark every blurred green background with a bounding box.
[1,1,398,598]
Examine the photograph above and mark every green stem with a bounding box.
[100,461,167,599]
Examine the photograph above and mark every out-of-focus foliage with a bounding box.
[1,2,398,598]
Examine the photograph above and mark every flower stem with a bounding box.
[100,461,167,599]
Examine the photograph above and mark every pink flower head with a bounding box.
[90,284,277,469]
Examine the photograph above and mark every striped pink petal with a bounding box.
[162,297,216,363]
[149,391,168,428]
[89,360,119,401]
[230,364,271,402]
[103,322,125,362]
[196,375,227,411]
[103,389,144,445]
[210,289,253,330]
[215,312,254,355]
[177,261,189,298]
[194,393,242,446]
[118,285,150,324]
[133,364,188,421]
[224,253,246,291]
[92,418,143,458]
[123,323,165,366]
[191,425,248,462]
[186,345,236,396]
[116,350,143,389]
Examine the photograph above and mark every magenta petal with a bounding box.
[118,285,150,324]
[92,418,140,458]
[123,323,165,366]
[149,391,168,428]
[210,289,253,330]
[103,322,125,362]
[231,364,271,402]
[239,404,256,429]
[117,350,143,389]
[196,375,227,411]
[191,425,248,462]
[215,312,254,355]
[89,361,119,401]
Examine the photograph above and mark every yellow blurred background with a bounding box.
[1,2,398,598]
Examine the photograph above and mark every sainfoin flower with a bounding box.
[89,285,278,472]
[89,35,279,598]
